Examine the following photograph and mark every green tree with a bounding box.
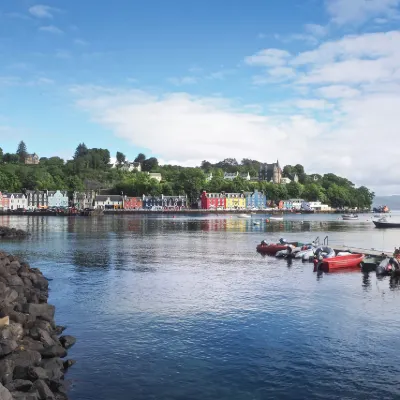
[134,153,146,163]
[16,141,28,163]
[3,153,19,163]
[116,152,126,165]
[0,147,3,163]
[142,157,159,172]
[286,181,303,198]
[74,143,88,159]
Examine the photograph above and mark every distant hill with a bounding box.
[373,195,400,210]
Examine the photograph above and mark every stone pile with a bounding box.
[0,252,75,400]
[0,228,29,240]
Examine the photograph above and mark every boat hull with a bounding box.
[373,221,400,228]
[257,244,288,255]
[314,254,364,272]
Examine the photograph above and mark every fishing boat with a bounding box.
[313,253,364,272]
[373,216,400,228]
[342,214,358,220]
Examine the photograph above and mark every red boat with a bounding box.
[313,253,364,272]
[256,244,288,255]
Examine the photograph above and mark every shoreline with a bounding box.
[0,251,75,399]
[0,209,374,217]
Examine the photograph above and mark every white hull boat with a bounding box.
[237,214,251,219]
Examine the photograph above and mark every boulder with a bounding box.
[22,305,54,323]
[0,283,18,305]
[19,338,44,353]
[58,336,76,350]
[53,327,65,336]
[0,323,23,341]
[0,383,12,400]
[27,366,49,381]
[8,311,26,326]
[32,276,48,292]
[0,359,14,385]
[11,391,39,400]
[5,275,24,288]
[0,339,17,357]
[40,345,66,359]
[62,359,76,370]
[33,380,54,400]
[10,350,42,368]
[8,260,20,275]
[5,379,33,392]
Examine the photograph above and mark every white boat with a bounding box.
[269,216,283,221]
[342,214,358,220]
[253,221,260,226]
[237,214,251,219]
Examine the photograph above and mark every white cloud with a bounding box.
[304,23,328,37]
[39,25,63,34]
[252,67,296,84]
[316,85,360,98]
[69,84,400,193]
[168,76,197,85]
[29,4,59,19]
[295,99,334,109]
[326,0,400,25]
[244,48,291,67]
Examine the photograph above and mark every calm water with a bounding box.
[1,213,400,400]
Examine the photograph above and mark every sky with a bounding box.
[1,0,400,195]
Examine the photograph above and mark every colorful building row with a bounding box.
[0,190,69,210]
[200,190,267,210]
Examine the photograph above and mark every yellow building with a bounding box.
[225,193,246,210]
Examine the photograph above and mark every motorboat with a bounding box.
[268,216,283,221]
[360,255,386,272]
[314,253,364,272]
[342,214,358,220]
[256,238,300,255]
[237,214,251,219]
[373,216,400,228]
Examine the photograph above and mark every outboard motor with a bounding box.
[314,246,335,260]
[279,238,288,245]
[377,257,400,275]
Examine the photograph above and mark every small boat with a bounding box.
[257,243,288,255]
[342,214,358,220]
[360,255,386,272]
[376,257,400,276]
[237,214,251,219]
[314,253,364,272]
[253,221,260,226]
[269,216,283,221]
[373,216,400,228]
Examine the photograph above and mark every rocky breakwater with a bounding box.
[0,252,75,400]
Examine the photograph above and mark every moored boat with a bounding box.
[237,214,251,219]
[373,216,400,228]
[257,243,288,255]
[269,216,283,221]
[342,214,358,220]
[314,253,364,272]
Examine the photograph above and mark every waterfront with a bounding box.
[0,214,400,400]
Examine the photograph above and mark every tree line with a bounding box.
[0,143,374,209]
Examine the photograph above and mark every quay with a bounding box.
[333,245,392,257]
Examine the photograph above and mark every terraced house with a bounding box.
[225,193,246,210]
[26,190,48,210]
[48,190,69,208]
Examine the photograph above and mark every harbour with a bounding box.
[0,213,399,400]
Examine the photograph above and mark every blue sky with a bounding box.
[1,0,400,194]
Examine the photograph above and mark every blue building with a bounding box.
[245,190,267,209]
[142,195,188,210]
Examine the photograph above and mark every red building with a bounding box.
[0,192,9,210]
[201,191,226,210]
[123,196,143,210]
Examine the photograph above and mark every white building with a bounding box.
[147,173,162,182]
[94,195,123,209]
[306,201,331,211]
[224,172,238,180]
[240,172,251,181]
[289,198,305,210]
[9,193,28,210]
[281,177,291,184]
[120,161,141,172]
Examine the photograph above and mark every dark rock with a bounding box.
[32,276,48,292]
[0,359,14,385]
[11,390,40,400]
[33,380,54,400]
[22,305,55,323]
[8,260,20,275]
[5,274,24,287]
[37,329,56,348]
[53,327,65,336]
[19,338,44,353]
[10,350,42,368]
[0,226,29,239]
[0,383,12,400]
[8,311,26,325]
[62,359,76,370]
[5,379,33,392]
[22,277,33,288]
[27,366,48,381]
[0,282,18,305]
[0,322,23,341]
[58,336,76,350]
[40,345,66,359]
[0,339,17,356]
